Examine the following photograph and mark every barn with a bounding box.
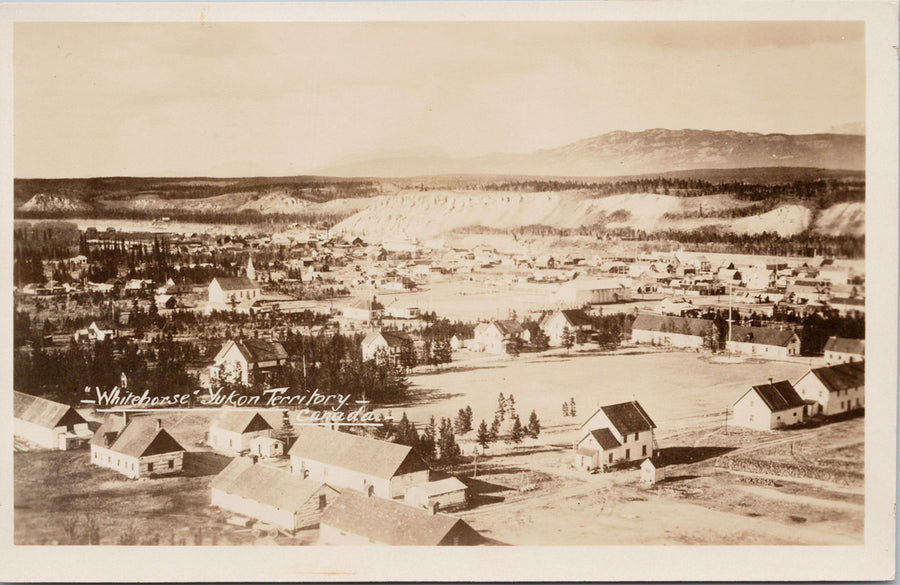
[288,426,429,499]
[630,314,716,350]
[90,416,186,479]
[823,336,865,365]
[13,391,92,450]
[319,490,482,546]
[211,458,339,532]
[726,325,800,359]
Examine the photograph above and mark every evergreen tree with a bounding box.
[419,416,437,464]
[509,415,525,446]
[476,419,492,454]
[496,392,506,421]
[437,417,460,463]
[562,401,569,417]
[454,406,473,435]
[568,397,577,418]
[489,416,501,441]
[531,328,550,351]
[527,410,541,439]
[507,394,517,419]
[561,326,575,351]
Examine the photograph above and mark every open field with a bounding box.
[390,349,813,436]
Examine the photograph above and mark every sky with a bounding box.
[14,21,865,178]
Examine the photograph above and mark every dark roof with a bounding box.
[211,458,335,511]
[808,361,865,393]
[320,490,481,545]
[91,416,185,458]
[589,428,622,450]
[744,380,805,412]
[14,391,86,429]
[492,320,524,336]
[288,426,428,479]
[212,411,275,434]
[239,339,289,362]
[599,401,657,434]
[631,314,716,337]
[823,336,865,355]
[730,325,797,347]
[558,309,593,328]
[830,297,865,307]
[362,329,412,347]
[211,276,259,291]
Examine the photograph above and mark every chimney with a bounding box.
[121,412,129,426]
[251,455,259,464]
[768,377,773,385]
[365,484,374,498]
[155,419,162,431]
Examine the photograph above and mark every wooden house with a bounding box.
[471,320,530,354]
[209,339,289,386]
[731,380,805,430]
[823,336,865,365]
[211,458,339,532]
[343,297,385,321]
[540,309,594,346]
[319,490,482,546]
[630,314,717,350]
[208,411,278,454]
[90,416,186,479]
[575,401,657,471]
[555,277,631,306]
[361,329,413,363]
[726,325,800,359]
[207,276,261,313]
[404,476,468,512]
[13,391,92,450]
[793,361,864,417]
[288,426,429,499]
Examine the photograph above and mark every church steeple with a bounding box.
[246,256,256,281]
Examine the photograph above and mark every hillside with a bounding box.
[18,193,91,213]
[316,129,865,178]
[332,190,862,240]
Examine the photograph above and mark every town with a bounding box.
[13,217,865,546]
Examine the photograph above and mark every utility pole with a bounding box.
[724,407,729,435]
[727,283,734,357]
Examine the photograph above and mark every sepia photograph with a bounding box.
[1,1,897,582]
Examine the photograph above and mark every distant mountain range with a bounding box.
[315,128,865,178]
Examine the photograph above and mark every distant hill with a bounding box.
[316,129,865,178]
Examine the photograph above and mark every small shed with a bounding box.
[404,477,468,512]
[640,457,666,485]
[250,435,285,459]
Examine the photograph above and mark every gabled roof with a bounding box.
[362,329,412,347]
[730,325,797,347]
[216,339,288,364]
[492,320,524,336]
[211,411,275,434]
[211,458,334,511]
[806,361,865,393]
[553,309,593,328]
[823,336,865,355]
[632,313,716,337]
[288,426,428,479]
[211,276,259,291]
[92,416,185,458]
[588,428,621,450]
[320,490,481,546]
[597,401,657,435]
[348,298,384,311]
[739,380,805,412]
[14,391,86,429]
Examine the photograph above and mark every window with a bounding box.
[793,412,797,416]
[318,495,327,510]
[622,435,627,444]
[148,462,154,473]
[642,445,647,457]
[168,460,174,469]
[625,449,630,460]
[608,453,613,464]
[840,401,844,409]
[634,433,639,441]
